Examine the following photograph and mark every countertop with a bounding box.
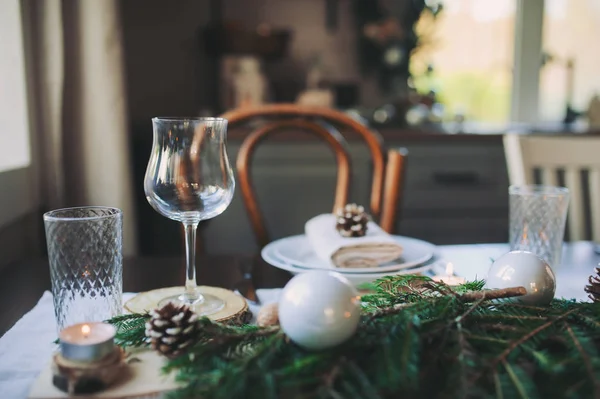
[228,120,600,143]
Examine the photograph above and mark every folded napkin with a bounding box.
[305,214,403,268]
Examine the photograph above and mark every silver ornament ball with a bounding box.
[278,271,361,350]
[486,251,556,305]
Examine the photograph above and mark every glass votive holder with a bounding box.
[44,207,123,332]
[509,185,570,269]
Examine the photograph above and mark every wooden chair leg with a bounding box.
[379,148,407,234]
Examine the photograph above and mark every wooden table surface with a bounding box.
[0,255,291,337]
[2,242,599,337]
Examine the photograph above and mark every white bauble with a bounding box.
[278,271,361,350]
[486,251,556,305]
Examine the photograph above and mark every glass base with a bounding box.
[158,291,225,316]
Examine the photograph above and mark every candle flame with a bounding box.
[445,263,454,276]
[81,324,91,337]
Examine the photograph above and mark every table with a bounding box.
[439,242,600,302]
[1,242,599,337]
[0,255,291,337]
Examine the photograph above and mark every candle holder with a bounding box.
[52,346,127,395]
[54,322,127,395]
[432,262,466,286]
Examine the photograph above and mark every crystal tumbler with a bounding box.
[509,185,570,269]
[44,207,123,332]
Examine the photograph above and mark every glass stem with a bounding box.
[183,222,201,303]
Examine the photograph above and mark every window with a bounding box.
[539,0,600,121]
[0,0,35,228]
[0,0,31,172]
[411,0,516,123]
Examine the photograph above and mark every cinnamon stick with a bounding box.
[368,286,528,319]
[458,287,527,302]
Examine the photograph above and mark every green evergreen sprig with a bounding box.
[107,312,150,348]
[107,275,600,399]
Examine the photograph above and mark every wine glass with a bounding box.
[144,117,235,315]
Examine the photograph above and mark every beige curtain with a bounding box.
[24,0,138,255]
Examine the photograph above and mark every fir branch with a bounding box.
[469,335,510,344]
[345,361,382,399]
[478,323,522,333]
[467,307,580,390]
[492,308,578,365]
[502,360,535,399]
[106,312,150,348]
[492,302,554,312]
[455,321,471,398]
[366,286,526,321]
[470,314,546,322]
[453,279,486,293]
[454,297,486,324]
[572,312,600,331]
[493,371,503,399]
[106,276,600,399]
[564,322,600,396]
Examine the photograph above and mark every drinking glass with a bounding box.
[144,117,234,315]
[509,185,570,268]
[44,206,123,332]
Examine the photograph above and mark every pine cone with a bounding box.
[585,267,600,302]
[145,302,199,358]
[256,302,279,327]
[335,203,369,237]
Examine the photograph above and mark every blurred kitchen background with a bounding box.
[126,0,600,256]
[2,0,600,265]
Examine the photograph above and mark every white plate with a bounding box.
[271,234,436,273]
[262,240,442,286]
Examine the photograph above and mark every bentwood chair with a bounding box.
[503,134,600,241]
[221,104,407,248]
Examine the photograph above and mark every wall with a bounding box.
[120,0,389,126]
[121,0,216,255]
[222,0,381,107]
[119,0,386,255]
[120,0,213,129]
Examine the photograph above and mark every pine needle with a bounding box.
[106,312,149,348]
[564,323,600,396]
[502,361,536,399]
[493,371,503,399]
[103,275,600,398]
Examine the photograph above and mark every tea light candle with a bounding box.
[432,263,466,286]
[59,322,116,362]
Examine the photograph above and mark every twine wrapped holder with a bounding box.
[52,346,127,395]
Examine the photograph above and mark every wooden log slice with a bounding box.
[124,286,249,324]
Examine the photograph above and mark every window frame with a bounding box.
[510,0,545,123]
[0,0,40,229]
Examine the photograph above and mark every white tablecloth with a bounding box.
[438,243,594,302]
[0,290,281,399]
[0,243,595,398]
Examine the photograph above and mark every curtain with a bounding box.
[23,0,138,255]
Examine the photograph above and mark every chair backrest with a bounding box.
[503,134,600,241]
[221,104,406,247]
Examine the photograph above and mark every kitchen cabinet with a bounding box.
[198,137,510,254]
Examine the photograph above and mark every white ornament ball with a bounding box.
[278,271,361,350]
[486,251,556,305]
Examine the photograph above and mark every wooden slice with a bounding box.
[124,286,248,323]
[51,347,126,395]
[30,350,180,399]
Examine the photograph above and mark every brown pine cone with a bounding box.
[585,267,600,302]
[256,302,279,327]
[335,203,369,237]
[145,302,199,358]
